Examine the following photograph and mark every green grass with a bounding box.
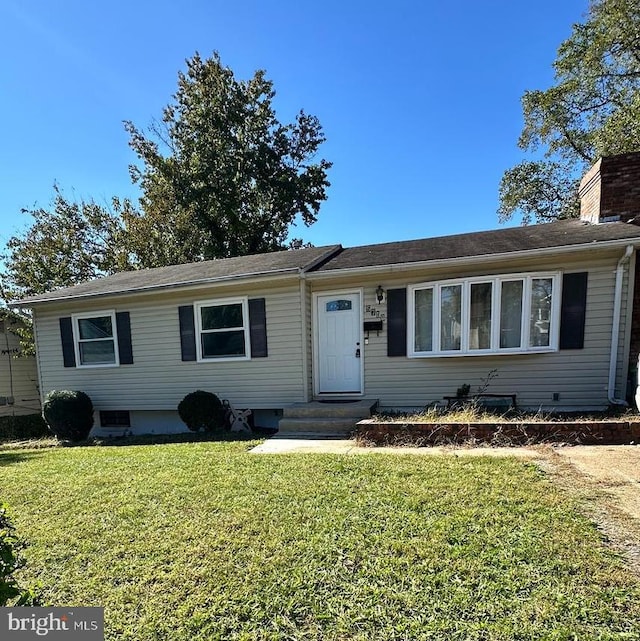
[1,442,639,640]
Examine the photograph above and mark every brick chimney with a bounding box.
[579,152,640,225]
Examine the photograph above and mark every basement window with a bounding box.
[99,410,131,428]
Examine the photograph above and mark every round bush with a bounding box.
[42,390,94,442]
[178,390,226,432]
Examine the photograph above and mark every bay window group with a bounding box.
[409,273,560,357]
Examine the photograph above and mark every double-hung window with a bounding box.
[72,311,119,367]
[195,298,250,361]
[408,272,560,357]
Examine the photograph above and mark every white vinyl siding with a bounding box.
[0,327,41,416]
[302,282,314,401]
[33,282,306,411]
[310,250,632,411]
[29,247,635,414]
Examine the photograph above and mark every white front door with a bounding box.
[316,291,362,394]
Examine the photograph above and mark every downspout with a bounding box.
[608,244,634,406]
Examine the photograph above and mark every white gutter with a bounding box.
[608,244,634,406]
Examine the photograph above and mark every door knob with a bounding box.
[355,348,361,358]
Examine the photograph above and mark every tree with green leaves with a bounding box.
[0,189,137,354]
[0,186,135,302]
[124,51,332,260]
[3,51,331,297]
[2,50,331,336]
[499,0,640,224]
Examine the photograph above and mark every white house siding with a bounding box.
[0,326,40,417]
[32,279,306,424]
[308,248,633,411]
[303,283,313,401]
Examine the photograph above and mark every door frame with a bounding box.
[312,288,365,397]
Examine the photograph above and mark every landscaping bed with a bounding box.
[356,410,640,446]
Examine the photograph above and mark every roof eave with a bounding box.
[10,244,344,309]
[9,268,303,308]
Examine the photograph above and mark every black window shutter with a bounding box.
[115,311,134,364]
[559,272,588,350]
[179,305,197,361]
[59,317,76,367]
[248,298,268,358]
[387,288,407,357]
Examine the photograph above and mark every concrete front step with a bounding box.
[278,399,378,436]
[283,399,378,419]
[277,417,357,435]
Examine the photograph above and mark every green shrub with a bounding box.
[0,504,37,606]
[42,390,94,442]
[178,391,226,432]
[0,414,49,442]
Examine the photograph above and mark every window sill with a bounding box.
[196,355,251,363]
[75,363,120,369]
[408,348,558,358]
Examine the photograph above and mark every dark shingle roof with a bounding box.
[314,220,640,271]
[16,244,341,305]
[14,219,640,306]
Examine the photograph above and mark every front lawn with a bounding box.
[1,442,639,640]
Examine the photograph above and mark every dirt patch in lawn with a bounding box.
[543,445,640,575]
[350,438,640,576]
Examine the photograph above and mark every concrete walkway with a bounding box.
[250,436,541,458]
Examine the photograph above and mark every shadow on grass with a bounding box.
[0,450,46,466]
[89,429,272,448]
[0,427,276,451]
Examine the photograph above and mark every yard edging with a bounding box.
[356,418,640,445]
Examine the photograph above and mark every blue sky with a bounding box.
[0,0,588,252]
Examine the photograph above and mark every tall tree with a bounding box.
[0,187,135,301]
[125,51,332,260]
[2,51,332,314]
[499,0,640,224]
[0,189,138,354]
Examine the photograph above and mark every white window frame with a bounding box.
[195,297,251,362]
[72,310,119,368]
[408,272,561,358]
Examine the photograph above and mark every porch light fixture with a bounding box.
[376,285,385,304]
